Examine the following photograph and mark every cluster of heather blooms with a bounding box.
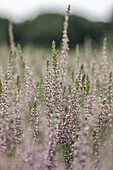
[0,5,113,170]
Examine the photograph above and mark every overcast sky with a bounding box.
[0,0,113,22]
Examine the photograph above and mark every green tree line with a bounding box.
[0,13,113,48]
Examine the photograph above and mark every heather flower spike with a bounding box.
[60,5,70,86]
[9,22,15,51]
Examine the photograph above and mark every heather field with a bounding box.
[0,6,113,170]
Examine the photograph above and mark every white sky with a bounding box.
[0,0,113,22]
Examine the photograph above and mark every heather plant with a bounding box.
[0,5,113,170]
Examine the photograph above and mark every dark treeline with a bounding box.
[0,13,113,48]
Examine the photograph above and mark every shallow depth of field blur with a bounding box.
[0,1,113,170]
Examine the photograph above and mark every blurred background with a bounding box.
[0,0,113,49]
